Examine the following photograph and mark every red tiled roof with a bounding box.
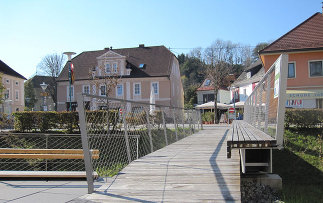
[260,13,323,54]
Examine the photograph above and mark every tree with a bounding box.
[204,39,236,123]
[24,80,37,110]
[37,54,66,110]
[252,42,269,61]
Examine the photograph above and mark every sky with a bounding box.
[0,0,321,79]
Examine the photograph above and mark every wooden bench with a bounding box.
[227,120,276,159]
[0,148,99,160]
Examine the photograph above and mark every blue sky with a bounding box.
[0,0,321,79]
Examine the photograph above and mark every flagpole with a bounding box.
[63,52,76,111]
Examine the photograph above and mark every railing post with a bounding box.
[189,110,193,135]
[122,102,132,164]
[77,94,94,194]
[161,107,168,146]
[257,87,263,130]
[276,54,288,149]
[172,107,178,141]
[199,110,203,130]
[145,108,154,153]
[182,110,185,137]
[264,73,272,134]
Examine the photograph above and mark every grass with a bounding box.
[273,127,323,203]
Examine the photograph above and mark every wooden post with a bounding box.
[276,54,288,149]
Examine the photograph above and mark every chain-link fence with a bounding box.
[77,94,201,193]
[0,133,84,171]
[243,54,288,148]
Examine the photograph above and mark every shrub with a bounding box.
[285,109,323,128]
[202,112,214,122]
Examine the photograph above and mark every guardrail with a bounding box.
[77,94,202,193]
[243,54,288,148]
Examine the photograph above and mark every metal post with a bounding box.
[68,61,72,112]
[172,108,178,141]
[161,107,168,146]
[182,110,185,137]
[189,110,193,135]
[276,54,288,149]
[77,94,94,194]
[145,108,154,153]
[199,110,203,130]
[122,102,132,163]
[45,135,48,171]
[136,137,139,160]
[257,87,263,130]
[264,73,272,134]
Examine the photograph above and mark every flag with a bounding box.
[70,63,75,84]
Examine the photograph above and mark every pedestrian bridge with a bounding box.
[75,125,241,202]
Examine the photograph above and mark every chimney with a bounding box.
[139,44,145,48]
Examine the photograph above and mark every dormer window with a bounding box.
[139,64,145,69]
[205,79,210,86]
[105,64,111,73]
[246,72,251,79]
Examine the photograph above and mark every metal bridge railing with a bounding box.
[243,54,288,148]
[77,94,202,193]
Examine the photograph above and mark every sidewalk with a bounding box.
[0,178,107,203]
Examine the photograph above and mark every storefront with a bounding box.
[286,89,323,109]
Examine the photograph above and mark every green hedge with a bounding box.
[13,110,119,133]
[285,109,323,128]
[202,112,214,122]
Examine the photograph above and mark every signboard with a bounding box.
[274,57,281,98]
[286,99,303,108]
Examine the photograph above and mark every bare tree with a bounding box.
[37,54,66,110]
[204,39,235,123]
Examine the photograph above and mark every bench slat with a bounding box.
[0,148,99,155]
[0,153,99,160]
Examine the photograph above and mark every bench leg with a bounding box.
[227,145,231,158]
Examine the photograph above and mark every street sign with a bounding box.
[228,107,235,113]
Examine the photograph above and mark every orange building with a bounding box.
[260,13,323,109]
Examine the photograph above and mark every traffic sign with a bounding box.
[228,107,235,113]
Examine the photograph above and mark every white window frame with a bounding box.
[308,60,323,78]
[113,63,118,73]
[15,90,19,101]
[66,86,74,101]
[99,84,106,96]
[133,83,141,96]
[105,63,111,73]
[116,84,123,97]
[83,85,90,94]
[151,82,159,95]
[288,62,296,79]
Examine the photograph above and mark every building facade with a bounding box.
[230,59,265,103]
[25,75,56,111]
[56,45,184,111]
[0,60,26,114]
[259,13,323,109]
[196,79,231,105]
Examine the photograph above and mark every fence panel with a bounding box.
[77,94,200,193]
[243,54,288,148]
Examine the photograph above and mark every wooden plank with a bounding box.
[0,153,99,159]
[0,148,99,155]
[77,126,241,202]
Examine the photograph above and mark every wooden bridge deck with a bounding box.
[78,125,241,202]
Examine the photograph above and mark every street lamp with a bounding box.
[40,82,48,111]
[63,52,76,111]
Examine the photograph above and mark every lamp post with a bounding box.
[40,82,48,111]
[63,52,76,111]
